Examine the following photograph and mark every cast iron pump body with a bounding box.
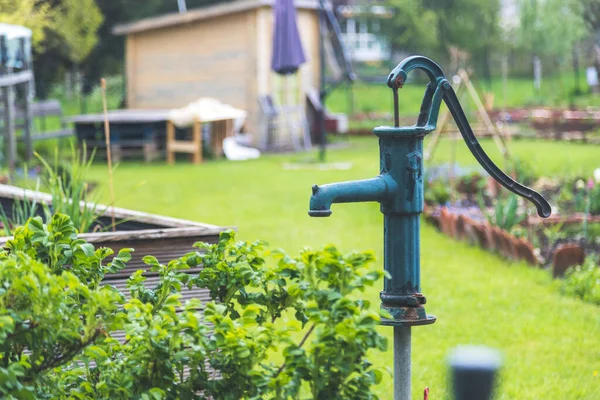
[308,55,551,326]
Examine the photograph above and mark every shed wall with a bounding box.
[125,6,320,142]
[126,12,252,111]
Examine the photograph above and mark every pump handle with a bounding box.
[387,56,551,218]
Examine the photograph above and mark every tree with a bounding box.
[53,0,104,64]
[0,0,53,50]
[515,0,586,95]
[383,0,501,84]
[382,0,439,56]
[516,0,586,63]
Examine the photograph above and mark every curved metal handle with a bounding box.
[443,88,551,218]
[387,55,446,89]
[386,55,551,218]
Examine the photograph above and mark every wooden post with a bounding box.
[425,82,465,162]
[101,78,116,231]
[20,38,33,161]
[166,120,175,165]
[211,120,224,158]
[1,66,16,173]
[192,119,202,164]
[460,69,509,159]
[22,80,32,161]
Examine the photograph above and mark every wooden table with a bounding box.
[66,110,234,163]
[166,118,234,165]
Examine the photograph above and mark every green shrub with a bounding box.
[0,215,388,399]
[424,180,451,206]
[590,185,600,215]
[0,214,130,399]
[562,257,600,305]
[483,194,526,233]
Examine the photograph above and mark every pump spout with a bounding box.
[309,175,397,217]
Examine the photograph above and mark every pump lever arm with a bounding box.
[387,55,551,218]
[442,87,551,218]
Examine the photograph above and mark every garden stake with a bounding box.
[101,78,116,231]
[308,56,552,399]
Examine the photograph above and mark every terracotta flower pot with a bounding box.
[514,237,539,265]
[439,207,454,237]
[552,244,585,278]
[458,215,482,246]
[470,221,489,249]
[489,226,505,254]
[455,214,468,241]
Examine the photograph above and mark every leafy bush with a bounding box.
[0,146,104,236]
[424,179,451,206]
[456,172,485,195]
[0,214,131,399]
[0,215,388,399]
[482,194,526,233]
[590,185,600,215]
[36,145,102,234]
[562,256,600,305]
[510,156,537,187]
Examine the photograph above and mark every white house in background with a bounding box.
[499,0,519,35]
[334,2,392,63]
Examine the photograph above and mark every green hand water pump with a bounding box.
[308,56,551,399]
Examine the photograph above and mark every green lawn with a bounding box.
[84,137,600,399]
[328,70,600,118]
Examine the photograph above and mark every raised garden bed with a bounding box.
[424,165,600,278]
[0,184,229,299]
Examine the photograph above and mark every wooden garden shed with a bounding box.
[113,0,322,144]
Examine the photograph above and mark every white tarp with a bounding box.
[222,137,260,161]
[168,97,247,133]
[168,97,260,161]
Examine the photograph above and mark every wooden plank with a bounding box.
[0,70,33,88]
[169,140,199,153]
[0,183,221,230]
[460,70,509,158]
[192,119,202,164]
[79,226,225,244]
[126,35,136,108]
[19,39,33,161]
[166,120,175,164]
[22,81,33,160]
[1,67,16,172]
[65,109,172,124]
[0,226,225,248]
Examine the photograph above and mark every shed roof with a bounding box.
[113,0,320,36]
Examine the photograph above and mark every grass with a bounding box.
[328,68,600,118]
[84,137,600,399]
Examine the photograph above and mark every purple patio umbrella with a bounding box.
[271,0,307,75]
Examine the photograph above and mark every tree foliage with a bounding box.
[53,0,104,64]
[516,0,586,64]
[381,0,438,54]
[0,216,388,399]
[580,0,600,34]
[0,0,53,50]
[383,0,501,79]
